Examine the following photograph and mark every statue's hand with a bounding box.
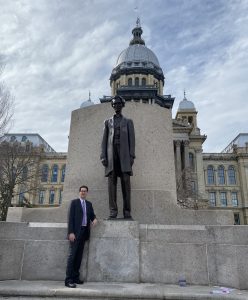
[101,158,108,167]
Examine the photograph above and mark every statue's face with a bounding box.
[112,98,123,114]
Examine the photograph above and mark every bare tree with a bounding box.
[0,65,14,136]
[0,141,41,221]
[177,167,208,209]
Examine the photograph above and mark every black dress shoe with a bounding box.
[65,282,76,288]
[124,215,133,220]
[74,279,84,284]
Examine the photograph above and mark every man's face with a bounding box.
[79,188,88,199]
[112,98,123,114]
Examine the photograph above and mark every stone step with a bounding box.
[0,281,247,300]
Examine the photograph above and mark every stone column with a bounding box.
[183,140,190,169]
[175,140,182,176]
[195,149,207,199]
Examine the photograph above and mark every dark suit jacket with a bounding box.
[67,198,96,241]
[100,115,135,177]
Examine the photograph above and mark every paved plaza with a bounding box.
[0,280,248,300]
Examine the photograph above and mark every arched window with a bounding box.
[61,165,66,183]
[128,78,132,86]
[41,164,49,182]
[135,77,139,86]
[51,164,58,182]
[22,166,28,181]
[207,165,215,185]
[141,78,146,86]
[228,166,236,184]
[22,136,27,142]
[217,165,225,185]
[10,136,16,142]
[189,153,194,170]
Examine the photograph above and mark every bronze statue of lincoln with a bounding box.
[100,96,135,219]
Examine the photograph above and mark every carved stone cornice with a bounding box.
[203,153,237,161]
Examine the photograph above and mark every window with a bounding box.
[191,181,196,192]
[39,190,45,204]
[10,135,16,142]
[11,166,16,181]
[49,190,55,204]
[22,136,27,142]
[220,192,227,207]
[189,153,194,170]
[231,192,238,207]
[19,191,25,205]
[59,189,63,205]
[22,166,28,181]
[141,78,146,86]
[51,164,58,182]
[128,78,132,86]
[209,192,216,207]
[135,77,139,86]
[207,166,215,185]
[228,166,236,184]
[234,213,240,225]
[217,166,225,185]
[41,164,49,182]
[61,165,66,183]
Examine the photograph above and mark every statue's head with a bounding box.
[111,95,125,107]
[111,96,125,114]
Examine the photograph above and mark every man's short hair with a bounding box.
[79,185,88,192]
[111,95,125,107]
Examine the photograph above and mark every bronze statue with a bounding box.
[100,96,135,219]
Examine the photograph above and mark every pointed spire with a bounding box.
[129,18,145,46]
[183,89,187,101]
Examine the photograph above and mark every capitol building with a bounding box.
[4,20,248,225]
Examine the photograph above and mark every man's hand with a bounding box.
[101,158,108,167]
[91,218,98,226]
[68,233,76,242]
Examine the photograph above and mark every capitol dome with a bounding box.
[116,44,160,68]
[110,19,164,82]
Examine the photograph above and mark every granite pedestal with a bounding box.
[1,221,248,289]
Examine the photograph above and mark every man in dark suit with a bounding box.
[65,185,97,288]
[100,96,135,219]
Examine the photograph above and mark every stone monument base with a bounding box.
[7,196,233,225]
[1,220,248,289]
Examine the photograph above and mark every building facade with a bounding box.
[1,133,66,207]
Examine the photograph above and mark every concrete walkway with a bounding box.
[0,281,248,300]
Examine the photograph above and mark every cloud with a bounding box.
[0,0,247,153]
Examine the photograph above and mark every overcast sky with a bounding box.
[1,0,247,152]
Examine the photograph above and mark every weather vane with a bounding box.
[134,0,140,26]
